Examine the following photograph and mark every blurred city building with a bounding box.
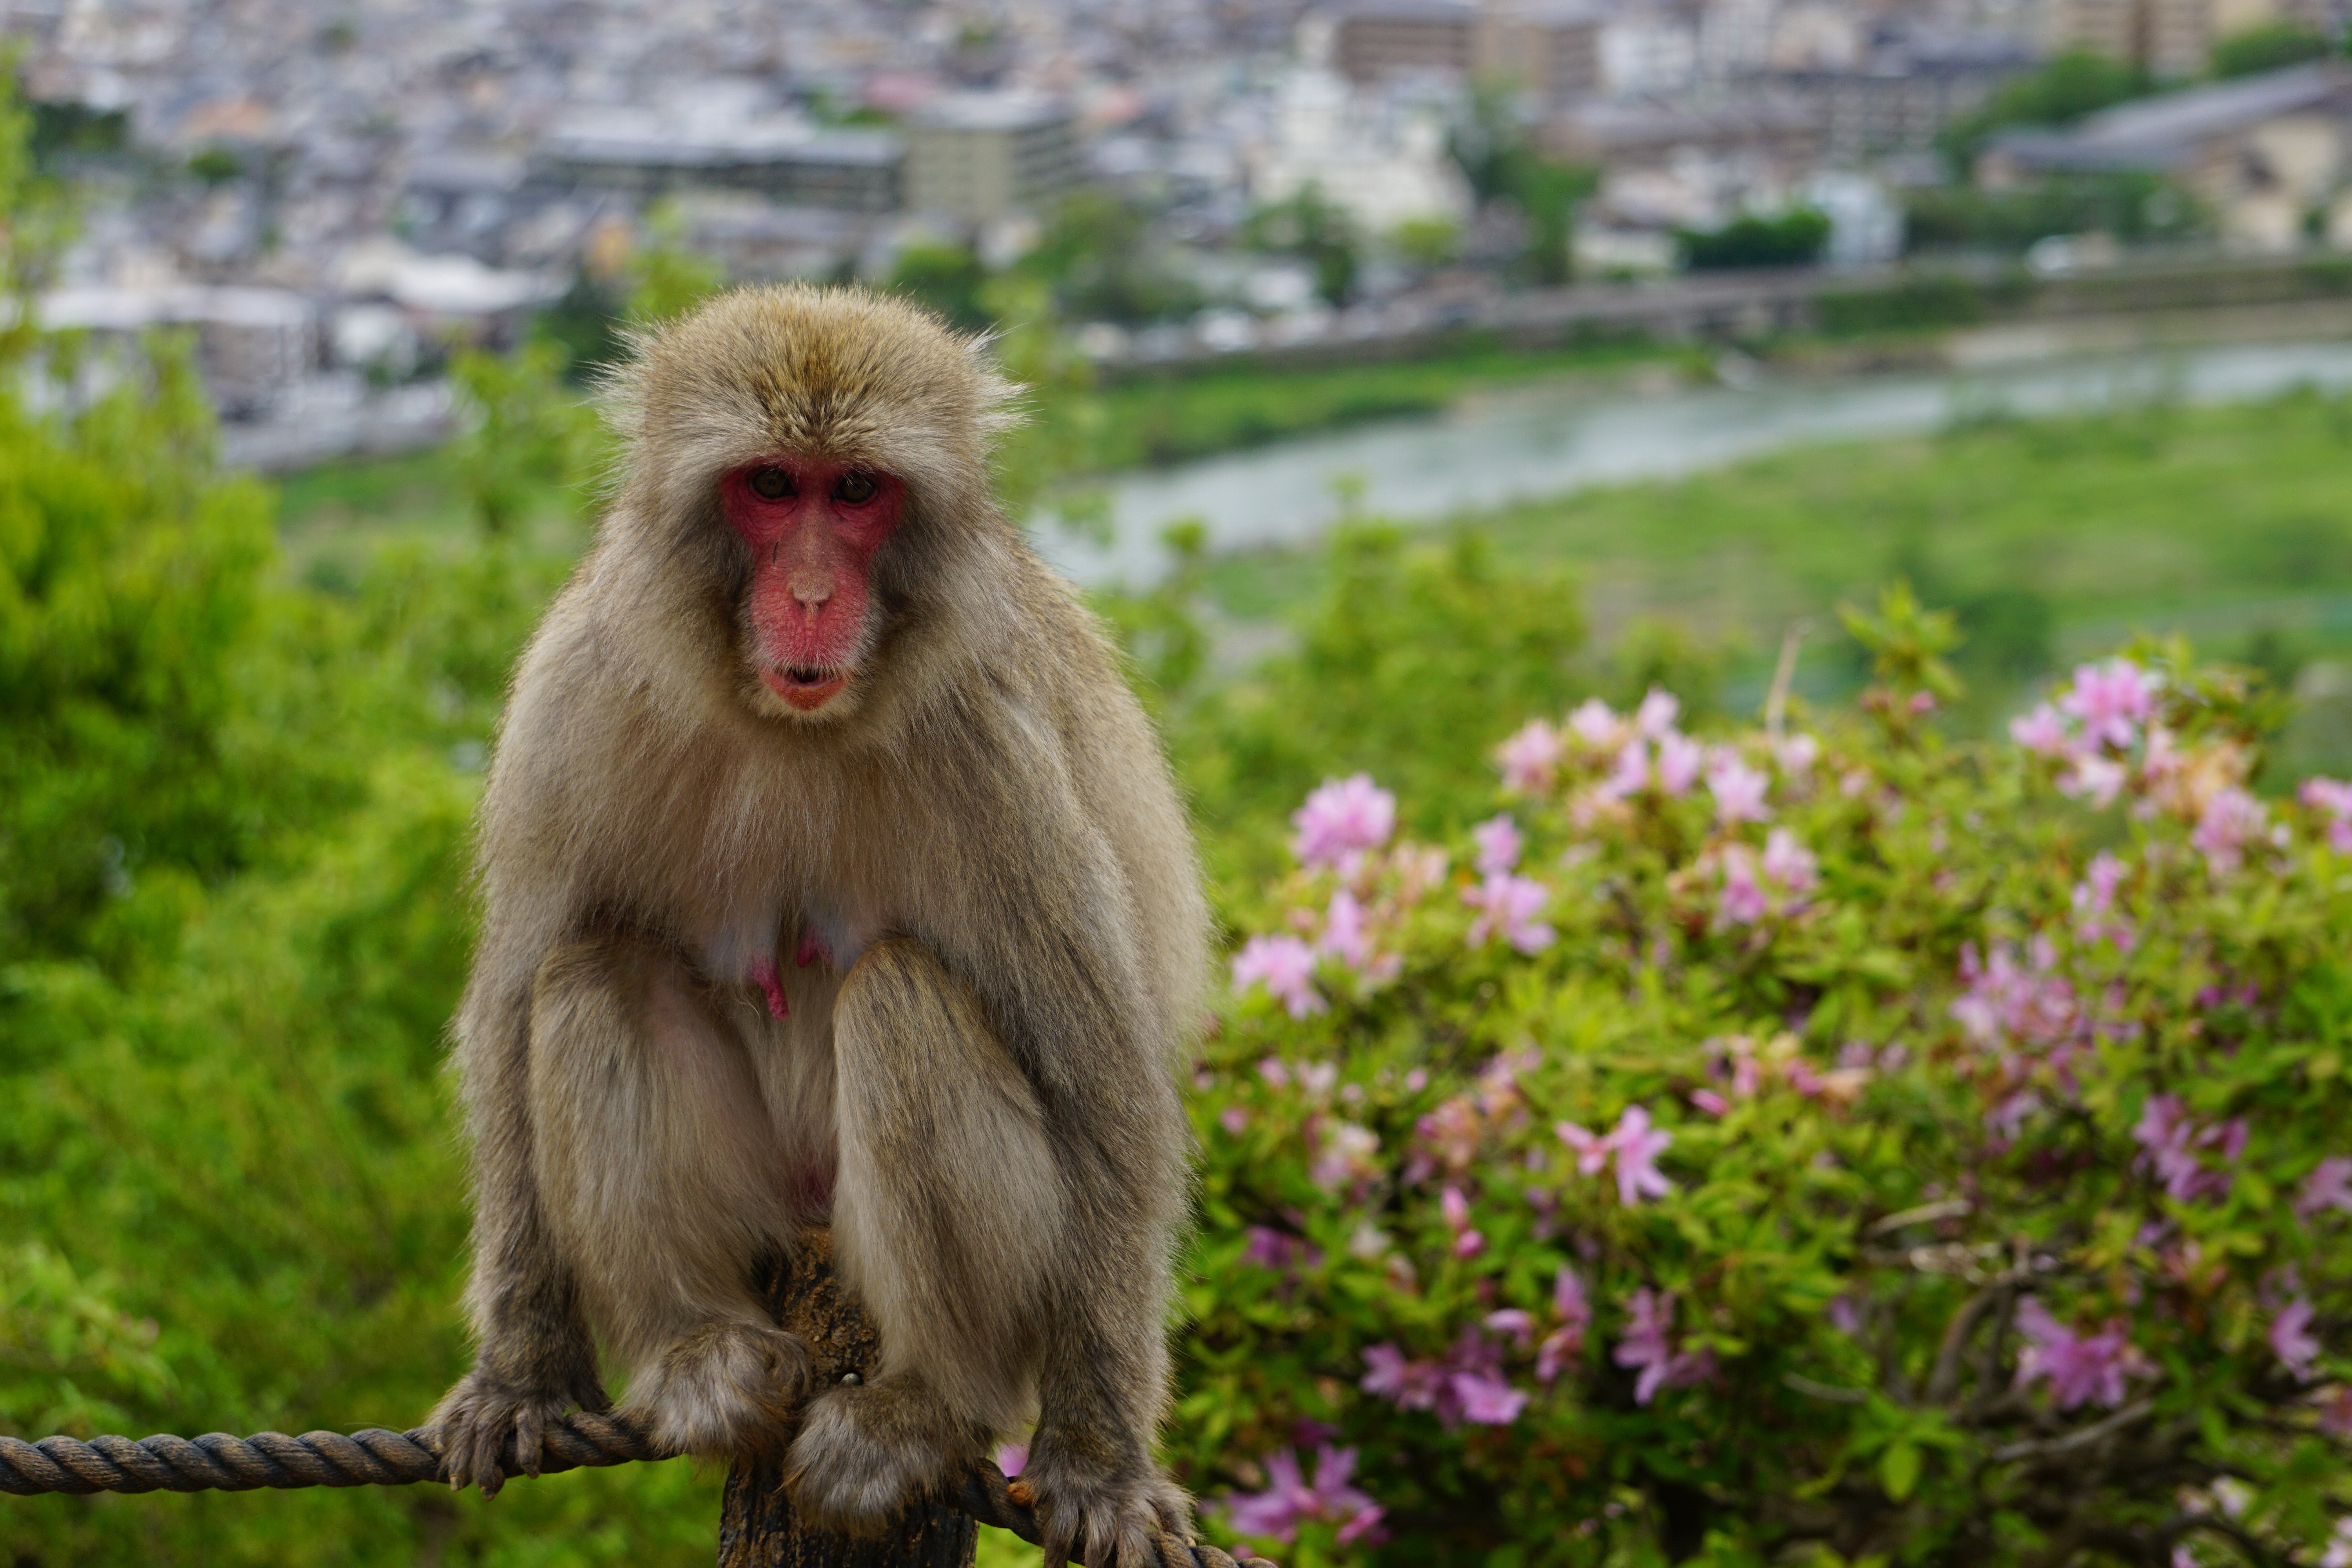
[1981,61,2352,249]
[904,92,1082,224]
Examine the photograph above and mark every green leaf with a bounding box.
[1880,1440,1921,1502]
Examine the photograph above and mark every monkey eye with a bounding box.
[746,466,794,502]
[833,471,878,505]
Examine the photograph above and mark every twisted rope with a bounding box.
[0,1412,1274,1568]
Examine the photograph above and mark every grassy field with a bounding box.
[1193,385,2352,741]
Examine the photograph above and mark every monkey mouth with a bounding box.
[762,663,849,712]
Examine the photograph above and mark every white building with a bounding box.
[1247,68,1472,234]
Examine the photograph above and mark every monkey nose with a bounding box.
[789,573,834,611]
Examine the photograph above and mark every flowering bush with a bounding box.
[1174,593,2352,1565]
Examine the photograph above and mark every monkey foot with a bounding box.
[782,1376,979,1535]
[1021,1446,1194,1568]
[633,1320,809,1459]
[426,1367,611,1497]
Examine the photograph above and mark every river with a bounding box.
[1033,337,2352,588]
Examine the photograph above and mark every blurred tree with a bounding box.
[1677,208,1831,269]
[1391,216,1463,271]
[622,209,723,328]
[533,267,628,380]
[447,339,603,539]
[1177,520,1587,838]
[1245,183,1359,307]
[1014,188,1201,325]
[1904,171,2204,251]
[0,327,327,967]
[886,240,992,331]
[1514,158,1595,285]
[2210,21,2330,76]
[1940,50,2151,168]
[186,146,243,186]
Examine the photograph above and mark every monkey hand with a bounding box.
[1019,1426,1195,1568]
[425,1362,611,1498]
[780,1373,982,1535]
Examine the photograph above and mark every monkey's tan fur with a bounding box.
[428,285,1209,1563]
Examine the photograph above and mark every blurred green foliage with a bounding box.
[1940,49,2154,167]
[1676,209,1831,271]
[1245,183,1360,307]
[1904,172,2205,254]
[2209,21,2332,78]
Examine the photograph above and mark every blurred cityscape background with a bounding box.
[13,0,2352,748]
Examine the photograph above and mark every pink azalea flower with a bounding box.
[1690,1087,1730,1117]
[2300,777,2352,850]
[1760,828,1818,898]
[1292,774,1397,870]
[1496,720,1564,794]
[2072,851,2133,948]
[1318,889,1373,971]
[1537,1266,1592,1381]
[1361,1344,1444,1410]
[1473,814,1524,876]
[996,1442,1028,1478]
[1607,1105,1674,1205]
[1555,1120,1610,1176]
[1634,688,1681,738]
[2298,1157,2352,1219]
[1308,1121,1380,1194]
[1440,1184,1485,1256]
[2194,788,2267,876]
[1774,732,1821,776]
[1450,1370,1528,1424]
[1603,739,1650,799]
[1707,753,1772,824]
[2010,702,2072,756]
[1219,1106,1249,1136]
[1567,697,1622,748]
[1719,845,1769,924]
[1465,873,1555,953]
[1485,1308,1535,1346]
[2272,1298,2321,1381]
[1224,1445,1385,1546]
[1656,731,1706,796]
[2060,660,2154,749]
[1243,1226,1319,1277]
[2132,1093,2242,1204]
[1231,934,1325,1019]
[2058,754,2128,809]
[1614,1289,1711,1405]
[1559,1107,1674,1204]
[2318,1384,2352,1440]
[2013,1297,2148,1409]
[1951,938,2078,1050]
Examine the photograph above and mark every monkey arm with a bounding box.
[428,978,611,1496]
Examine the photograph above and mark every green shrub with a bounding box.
[1187,591,2352,1563]
[1676,210,1830,272]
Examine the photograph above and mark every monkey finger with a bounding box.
[467,1423,508,1499]
[516,1403,545,1479]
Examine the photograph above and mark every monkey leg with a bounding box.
[784,935,1066,1533]
[527,937,811,1459]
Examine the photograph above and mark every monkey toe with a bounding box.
[635,1319,809,1459]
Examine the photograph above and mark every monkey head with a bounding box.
[605,285,1022,726]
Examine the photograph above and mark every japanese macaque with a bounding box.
[425,285,1209,1565]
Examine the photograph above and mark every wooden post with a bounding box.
[715,1230,977,1568]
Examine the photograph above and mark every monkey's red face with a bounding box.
[721,457,905,715]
